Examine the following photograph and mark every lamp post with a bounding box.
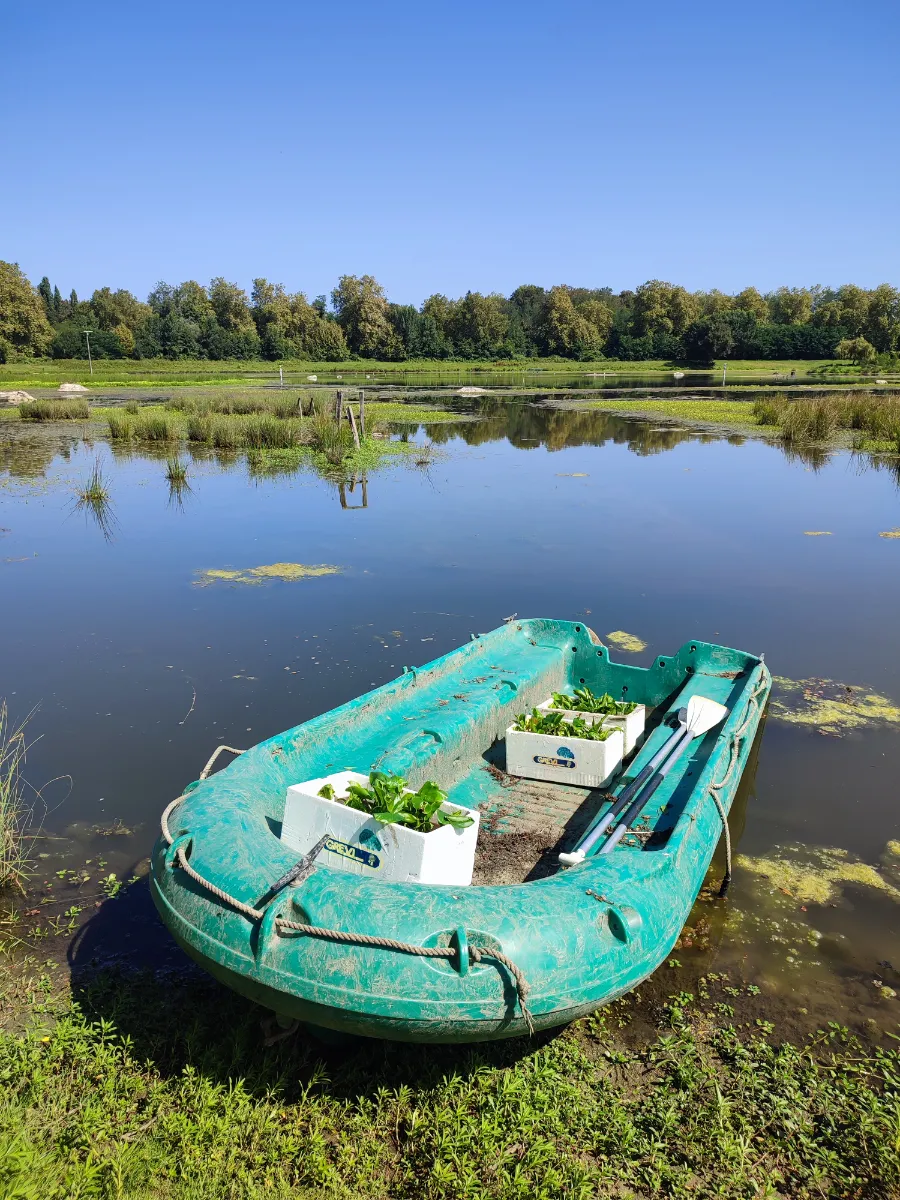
[83,329,94,376]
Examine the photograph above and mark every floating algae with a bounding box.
[736,843,900,906]
[879,529,900,539]
[803,531,832,536]
[770,675,900,736]
[606,631,648,653]
[195,562,341,586]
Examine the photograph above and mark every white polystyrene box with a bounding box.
[504,722,624,788]
[537,698,646,754]
[281,771,480,886]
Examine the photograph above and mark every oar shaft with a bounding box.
[566,721,690,860]
[600,732,694,854]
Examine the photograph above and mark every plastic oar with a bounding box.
[558,706,688,866]
[599,695,730,855]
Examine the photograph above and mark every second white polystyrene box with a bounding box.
[504,721,624,788]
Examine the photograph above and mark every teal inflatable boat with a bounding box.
[151,620,770,1042]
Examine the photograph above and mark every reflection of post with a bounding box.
[359,389,366,439]
[338,472,368,509]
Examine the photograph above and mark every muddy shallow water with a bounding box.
[2,399,899,1035]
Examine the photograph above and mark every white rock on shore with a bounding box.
[457,386,489,395]
[0,390,35,404]
[59,382,89,392]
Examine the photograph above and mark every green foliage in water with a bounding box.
[18,398,89,421]
[512,709,614,741]
[550,687,637,715]
[318,771,473,832]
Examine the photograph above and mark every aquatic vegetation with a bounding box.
[605,630,648,653]
[133,412,178,442]
[319,771,473,832]
[770,674,900,735]
[0,703,31,892]
[75,459,110,506]
[512,709,614,741]
[737,843,900,906]
[123,400,140,416]
[879,529,900,538]
[194,562,341,586]
[803,530,832,536]
[164,456,188,485]
[18,398,90,421]
[550,687,637,715]
[106,412,133,439]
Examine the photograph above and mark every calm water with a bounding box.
[2,401,900,1030]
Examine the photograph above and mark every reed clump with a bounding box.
[19,398,90,421]
[133,412,179,442]
[0,703,31,892]
[124,401,141,416]
[106,412,133,439]
[754,391,900,451]
[165,457,188,484]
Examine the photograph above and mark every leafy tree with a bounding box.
[767,287,812,325]
[0,261,54,357]
[540,287,602,358]
[683,316,735,364]
[209,277,256,334]
[447,292,508,358]
[38,276,54,321]
[331,274,395,357]
[577,299,614,342]
[836,336,877,366]
[90,287,150,333]
[863,284,899,352]
[632,280,699,337]
[732,287,768,321]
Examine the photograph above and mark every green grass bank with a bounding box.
[1,958,898,1200]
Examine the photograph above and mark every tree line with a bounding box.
[1,260,897,366]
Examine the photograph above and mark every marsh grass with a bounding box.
[123,400,141,416]
[106,412,133,439]
[1,966,899,1198]
[164,457,188,485]
[0,704,31,893]
[18,398,90,421]
[74,459,116,539]
[752,392,900,450]
[133,412,178,442]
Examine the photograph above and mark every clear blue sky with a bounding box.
[2,0,898,305]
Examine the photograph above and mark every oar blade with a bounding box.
[685,694,729,737]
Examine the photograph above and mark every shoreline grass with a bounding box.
[0,958,898,1198]
[1,356,891,391]
[0,704,31,894]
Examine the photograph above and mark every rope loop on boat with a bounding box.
[159,755,535,1034]
[707,668,769,897]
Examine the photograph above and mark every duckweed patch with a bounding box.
[803,530,832,536]
[770,675,900,735]
[194,562,341,586]
[605,630,648,653]
[879,529,900,539]
[736,843,900,906]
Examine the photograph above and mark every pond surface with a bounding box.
[2,400,900,1034]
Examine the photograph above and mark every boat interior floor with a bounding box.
[469,714,662,887]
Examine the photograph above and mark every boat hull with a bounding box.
[151,620,770,1042]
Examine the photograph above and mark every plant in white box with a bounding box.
[505,708,625,788]
[317,772,474,832]
[544,686,645,754]
[281,770,480,886]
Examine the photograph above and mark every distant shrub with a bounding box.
[19,399,90,421]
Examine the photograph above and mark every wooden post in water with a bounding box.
[347,404,361,450]
[358,389,365,439]
[335,389,344,423]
